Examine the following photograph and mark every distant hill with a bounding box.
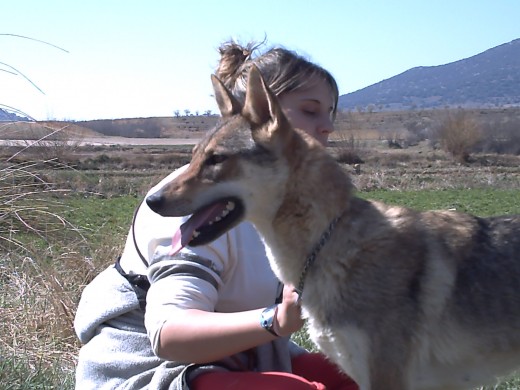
[77,116,218,138]
[0,108,29,122]
[0,116,218,140]
[0,121,105,140]
[338,38,520,111]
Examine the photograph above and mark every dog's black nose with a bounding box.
[146,192,165,213]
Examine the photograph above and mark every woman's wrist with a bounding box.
[260,285,305,338]
[272,304,283,336]
[260,304,281,337]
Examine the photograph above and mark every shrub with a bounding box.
[331,131,364,165]
[478,115,520,155]
[433,110,483,163]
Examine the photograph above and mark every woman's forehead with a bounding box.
[289,79,335,104]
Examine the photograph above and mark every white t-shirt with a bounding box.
[118,166,283,354]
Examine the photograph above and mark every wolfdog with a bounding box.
[146,66,520,390]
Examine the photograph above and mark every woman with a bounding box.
[74,40,358,390]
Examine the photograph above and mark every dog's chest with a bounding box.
[305,313,372,388]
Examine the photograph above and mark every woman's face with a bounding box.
[278,79,335,146]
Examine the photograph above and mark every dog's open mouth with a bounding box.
[171,197,244,254]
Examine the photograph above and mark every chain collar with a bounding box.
[294,214,342,302]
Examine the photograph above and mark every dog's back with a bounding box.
[411,213,520,388]
[449,215,520,327]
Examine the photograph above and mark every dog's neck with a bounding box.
[294,210,344,300]
[253,133,354,286]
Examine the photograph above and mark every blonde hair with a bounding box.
[215,41,339,118]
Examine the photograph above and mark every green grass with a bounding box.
[0,353,75,390]
[59,195,140,247]
[359,188,520,216]
[59,188,520,238]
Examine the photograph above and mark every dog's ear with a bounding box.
[243,65,290,137]
[211,74,241,117]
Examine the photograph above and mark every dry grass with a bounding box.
[0,159,125,387]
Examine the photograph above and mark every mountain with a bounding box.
[338,38,520,111]
[0,108,29,121]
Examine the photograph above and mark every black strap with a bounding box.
[114,197,153,311]
[132,198,149,267]
[275,282,284,304]
[115,256,150,311]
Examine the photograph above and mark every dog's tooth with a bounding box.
[215,216,222,222]
[226,202,235,211]
[193,231,200,238]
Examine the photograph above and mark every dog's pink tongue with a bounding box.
[170,203,225,255]
[170,229,186,256]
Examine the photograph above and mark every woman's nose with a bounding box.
[319,117,334,135]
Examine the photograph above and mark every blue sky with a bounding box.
[2,0,520,121]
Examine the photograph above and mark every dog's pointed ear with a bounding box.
[211,74,241,117]
[242,65,289,134]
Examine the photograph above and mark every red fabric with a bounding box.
[190,352,359,390]
[292,353,358,390]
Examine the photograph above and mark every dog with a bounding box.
[146,66,520,390]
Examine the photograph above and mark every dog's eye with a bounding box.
[206,154,227,166]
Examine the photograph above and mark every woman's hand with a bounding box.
[274,284,305,337]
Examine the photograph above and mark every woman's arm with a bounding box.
[157,286,303,363]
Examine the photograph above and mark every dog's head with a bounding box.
[146,66,295,250]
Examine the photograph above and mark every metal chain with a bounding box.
[295,214,341,302]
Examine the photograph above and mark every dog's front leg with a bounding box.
[366,342,411,390]
[368,367,409,390]
[317,329,410,390]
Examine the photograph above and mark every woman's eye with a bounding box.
[206,154,227,166]
[303,109,317,116]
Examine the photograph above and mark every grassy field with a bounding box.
[3,188,520,389]
[1,139,520,389]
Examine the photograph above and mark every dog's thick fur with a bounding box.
[146,67,520,390]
